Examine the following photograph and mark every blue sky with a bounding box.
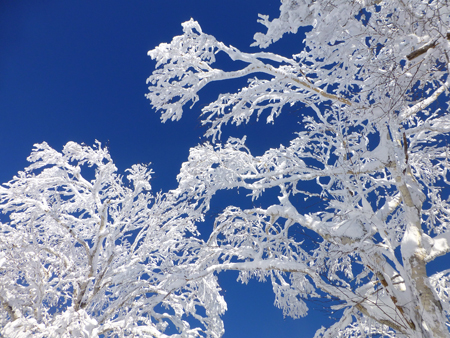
[0,1,334,336]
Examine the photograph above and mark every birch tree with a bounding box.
[0,141,226,337]
[146,1,450,337]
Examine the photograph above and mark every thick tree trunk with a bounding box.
[396,176,449,337]
[408,253,448,337]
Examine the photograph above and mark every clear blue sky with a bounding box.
[0,1,334,336]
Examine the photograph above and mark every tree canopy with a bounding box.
[2,1,450,337]
[147,1,450,337]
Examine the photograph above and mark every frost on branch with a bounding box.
[147,18,349,141]
[148,1,450,337]
[146,19,218,123]
[0,142,226,337]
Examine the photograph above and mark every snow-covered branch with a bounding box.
[146,18,350,135]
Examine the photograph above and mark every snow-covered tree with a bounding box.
[147,1,450,337]
[0,141,226,337]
